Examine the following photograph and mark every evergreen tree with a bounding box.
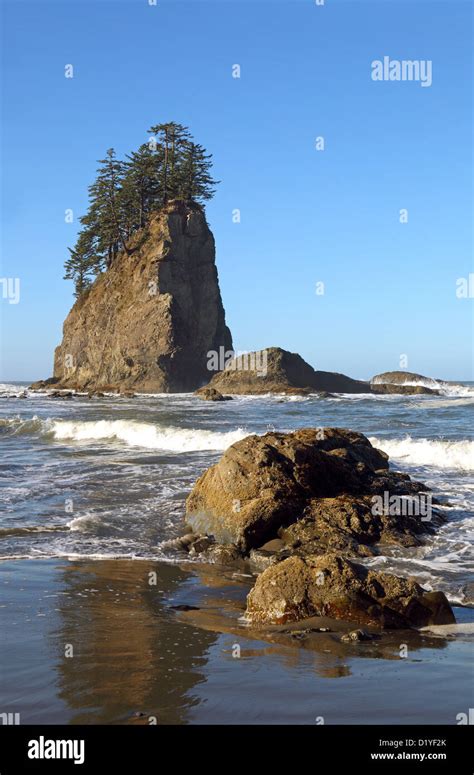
[120,142,162,232]
[64,228,96,298]
[179,141,219,202]
[87,148,128,266]
[147,122,191,203]
[64,123,220,298]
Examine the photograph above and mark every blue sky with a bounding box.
[1,0,472,381]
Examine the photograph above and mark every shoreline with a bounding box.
[2,556,473,725]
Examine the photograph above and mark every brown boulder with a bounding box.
[245,554,455,629]
[207,347,369,395]
[370,370,440,386]
[194,387,233,402]
[185,427,432,553]
[371,384,438,396]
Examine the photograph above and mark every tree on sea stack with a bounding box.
[180,141,219,202]
[120,143,162,230]
[147,121,191,204]
[87,148,129,264]
[63,228,96,298]
[64,122,220,298]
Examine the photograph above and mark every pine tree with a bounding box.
[147,122,191,203]
[87,148,128,266]
[179,141,219,202]
[120,142,162,232]
[64,228,96,298]
[64,123,220,298]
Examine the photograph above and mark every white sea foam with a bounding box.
[371,375,474,397]
[50,419,249,451]
[418,396,474,409]
[67,515,104,532]
[419,623,474,637]
[369,436,474,471]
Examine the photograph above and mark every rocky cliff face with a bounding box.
[53,201,232,392]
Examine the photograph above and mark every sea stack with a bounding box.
[52,201,233,393]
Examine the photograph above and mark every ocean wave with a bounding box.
[369,436,474,471]
[49,419,249,451]
[0,524,66,538]
[0,416,47,435]
[0,382,29,397]
[371,375,474,397]
[416,396,474,409]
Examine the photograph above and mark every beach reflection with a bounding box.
[52,559,218,724]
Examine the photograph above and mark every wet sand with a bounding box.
[1,558,473,725]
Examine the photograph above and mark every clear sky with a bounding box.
[1,0,472,382]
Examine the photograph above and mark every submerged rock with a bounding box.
[370,370,440,386]
[341,629,375,642]
[185,427,434,553]
[29,377,60,391]
[194,387,233,401]
[371,383,438,396]
[245,554,455,629]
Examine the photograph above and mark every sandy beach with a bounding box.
[2,557,472,725]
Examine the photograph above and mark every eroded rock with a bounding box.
[194,387,233,401]
[245,554,455,629]
[206,347,369,395]
[185,428,433,553]
[50,201,233,393]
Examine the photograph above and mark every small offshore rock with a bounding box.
[188,535,215,555]
[194,387,233,402]
[341,629,374,642]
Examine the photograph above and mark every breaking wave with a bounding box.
[370,436,474,471]
[49,419,249,451]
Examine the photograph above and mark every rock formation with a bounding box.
[194,387,232,401]
[184,427,454,628]
[185,427,437,553]
[205,349,441,396]
[370,370,441,386]
[371,383,438,395]
[245,554,454,628]
[207,347,369,395]
[51,201,232,393]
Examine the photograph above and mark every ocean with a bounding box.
[1,380,473,724]
[1,380,473,603]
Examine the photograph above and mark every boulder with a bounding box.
[185,427,433,553]
[207,347,370,395]
[194,387,233,402]
[370,370,441,387]
[245,554,455,628]
[371,383,438,396]
[29,377,60,391]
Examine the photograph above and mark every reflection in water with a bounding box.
[2,557,466,724]
[52,560,218,724]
